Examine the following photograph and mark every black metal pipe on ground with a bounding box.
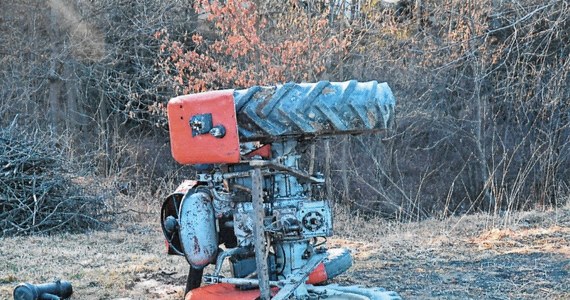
[13,280,72,300]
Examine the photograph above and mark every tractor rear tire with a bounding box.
[234,80,396,142]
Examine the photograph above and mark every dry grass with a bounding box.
[331,204,570,299]
[0,203,568,299]
[0,224,187,299]
[470,226,570,257]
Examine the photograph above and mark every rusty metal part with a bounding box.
[249,160,324,183]
[251,167,271,300]
[212,247,248,277]
[203,276,282,287]
[178,189,218,269]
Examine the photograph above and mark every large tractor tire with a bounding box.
[234,80,396,142]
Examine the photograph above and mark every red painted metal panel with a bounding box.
[185,283,279,300]
[245,144,272,159]
[306,262,328,284]
[168,90,240,164]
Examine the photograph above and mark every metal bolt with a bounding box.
[210,125,226,138]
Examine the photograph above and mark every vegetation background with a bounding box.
[0,0,569,298]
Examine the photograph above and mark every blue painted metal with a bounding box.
[178,189,218,269]
[233,80,396,142]
[308,284,401,300]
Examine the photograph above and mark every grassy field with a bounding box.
[1,205,569,300]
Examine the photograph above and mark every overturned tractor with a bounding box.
[161,80,401,299]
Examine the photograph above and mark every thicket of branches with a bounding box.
[334,0,570,220]
[0,123,106,236]
[1,0,568,225]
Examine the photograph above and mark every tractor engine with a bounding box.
[160,81,401,300]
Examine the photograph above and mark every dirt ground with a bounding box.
[1,206,569,300]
